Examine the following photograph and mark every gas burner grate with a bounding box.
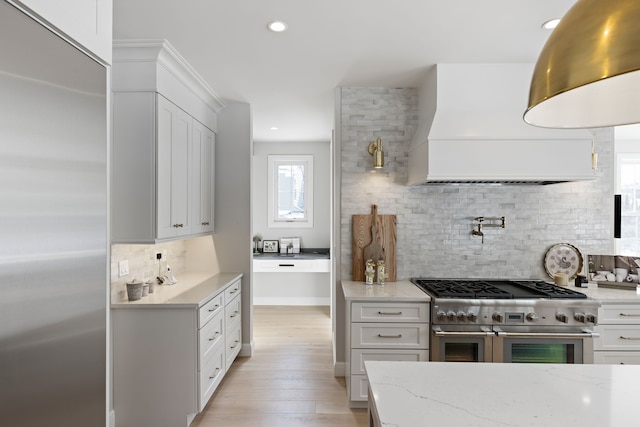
[411,279,512,299]
[511,281,587,299]
[410,278,588,299]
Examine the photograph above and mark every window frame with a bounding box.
[267,154,314,228]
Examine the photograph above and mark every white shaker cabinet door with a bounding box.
[192,120,215,234]
[156,95,192,239]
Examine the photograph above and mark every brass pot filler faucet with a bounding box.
[471,216,506,244]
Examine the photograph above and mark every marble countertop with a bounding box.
[366,361,640,427]
[342,279,430,302]
[112,272,242,308]
[572,281,640,303]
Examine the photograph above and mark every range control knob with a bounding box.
[457,311,467,321]
[436,311,447,321]
[556,313,569,323]
[467,312,478,322]
[586,313,597,324]
[446,311,456,321]
[492,312,504,322]
[526,312,539,322]
[574,312,586,323]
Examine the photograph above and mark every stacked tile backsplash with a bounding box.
[339,87,614,281]
[110,240,187,302]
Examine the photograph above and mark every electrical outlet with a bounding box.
[154,251,162,264]
[118,260,129,277]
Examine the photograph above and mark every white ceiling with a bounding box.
[112,0,580,143]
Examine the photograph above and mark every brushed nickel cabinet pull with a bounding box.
[230,311,239,318]
[229,288,238,294]
[202,222,209,226]
[619,313,640,317]
[378,333,402,338]
[378,311,402,315]
[208,304,220,312]
[620,336,640,340]
[209,368,220,379]
[230,340,239,349]
[208,332,220,341]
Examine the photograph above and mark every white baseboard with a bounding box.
[253,297,330,306]
[108,410,115,427]
[334,361,345,377]
[239,340,254,357]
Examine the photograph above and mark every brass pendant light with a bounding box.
[524,0,640,128]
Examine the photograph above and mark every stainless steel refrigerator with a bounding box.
[0,2,107,425]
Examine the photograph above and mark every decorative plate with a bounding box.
[543,243,583,280]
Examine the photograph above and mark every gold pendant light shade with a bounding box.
[524,0,640,128]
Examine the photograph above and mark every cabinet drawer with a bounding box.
[350,374,369,401]
[224,279,241,303]
[594,325,640,350]
[350,349,428,376]
[225,293,242,333]
[253,259,330,273]
[226,324,242,368]
[199,345,225,411]
[598,304,640,325]
[351,302,429,323]
[199,310,224,366]
[351,323,429,349]
[199,293,223,328]
[594,351,640,365]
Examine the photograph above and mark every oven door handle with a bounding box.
[432,326,495,337]
[494,329,599,339]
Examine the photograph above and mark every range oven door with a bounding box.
[493,327,598,364]
[431,325,495,362]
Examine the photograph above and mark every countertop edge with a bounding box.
[112,272,243,308]
[341,279,431,302]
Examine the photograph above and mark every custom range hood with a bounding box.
[407,64,596,185]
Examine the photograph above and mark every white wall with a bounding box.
[216,102,253,355]
[252,140,331,248]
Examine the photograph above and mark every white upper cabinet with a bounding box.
[111,40,225,243]
[11,0,112,63]
[156,95,193,239]
[192,120,216,235]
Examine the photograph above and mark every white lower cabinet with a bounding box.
[594,302,640,365]
[113,278,243,427]
[346,301,429,406]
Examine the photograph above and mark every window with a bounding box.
[616,153,640,254]
[267,155,313,228]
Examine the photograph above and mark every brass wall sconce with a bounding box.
[368,137,384,169]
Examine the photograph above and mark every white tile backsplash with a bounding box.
[110,240,187,302]
[339,87,614,281]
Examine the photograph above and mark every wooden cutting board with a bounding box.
[352,205,397,282]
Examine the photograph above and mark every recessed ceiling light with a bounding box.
[267,21,287,32]
[542,18,560,29]
[270,127,279,131]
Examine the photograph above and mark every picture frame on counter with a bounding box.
[262,240,279,253]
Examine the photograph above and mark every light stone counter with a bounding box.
[573,281,640,303]
[365,361,640,427]
[342,279,430,302]
[112,272,242,308]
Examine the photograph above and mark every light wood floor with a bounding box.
[191,305,368,427]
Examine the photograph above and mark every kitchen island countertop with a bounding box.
[366,361,640,427]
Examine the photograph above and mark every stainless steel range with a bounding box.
[410,278,600,364]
